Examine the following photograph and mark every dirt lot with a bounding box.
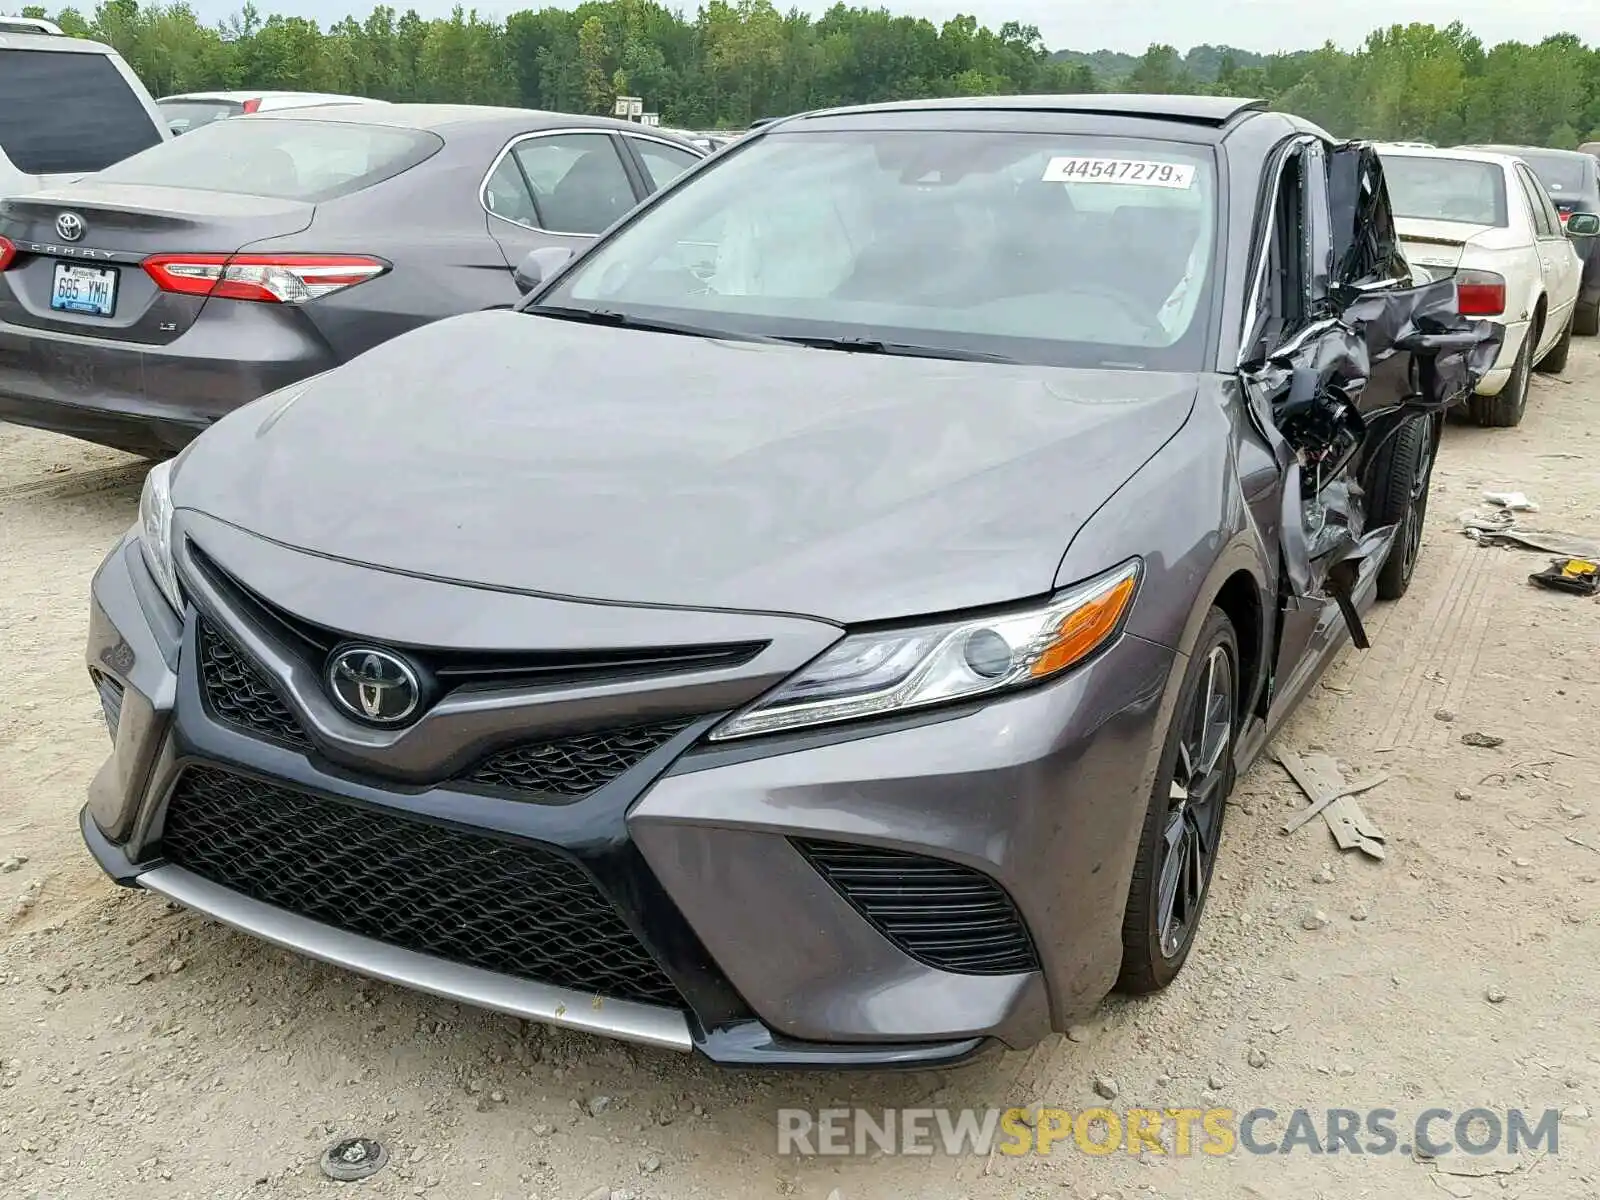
[3,348,1599,1200]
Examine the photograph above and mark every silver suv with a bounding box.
[0,20,168,195]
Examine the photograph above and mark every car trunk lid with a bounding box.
[1394,217,1500,281]
[0,183,312,345]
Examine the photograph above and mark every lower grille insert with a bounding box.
[467,719,694,800]
[794,839,1040,976]
[196,618,311,750]
[161,766,686,1007]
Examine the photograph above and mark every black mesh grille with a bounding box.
[467,720,694,800]
[160,766,685,1007]
[795,839,1039,976]
[196,619,311,750]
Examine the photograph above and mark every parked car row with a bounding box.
[1376,141,1599,426]
[70,91,1508,1065]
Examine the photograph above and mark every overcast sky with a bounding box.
[186,0,1600,52]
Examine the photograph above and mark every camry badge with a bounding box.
[55,211,85,242]
[327,647,421,725]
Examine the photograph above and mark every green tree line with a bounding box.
[19,0,1600,143]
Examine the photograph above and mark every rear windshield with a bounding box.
[159,99,242,136]
[92,117,443,202]
[0,49,163,175]
[548,129,1220,370]
[1381,155,1509,227]
[1515,152,1596,202]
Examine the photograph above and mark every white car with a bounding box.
[157,91,387,135]
[0,22,169,195]
[1378,144,1595,426]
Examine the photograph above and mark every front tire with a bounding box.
[1370,414,1437,601]
[1469,320,1535,428]
[1117,609,1238,994]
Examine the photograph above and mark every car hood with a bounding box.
[176,311,1198,624]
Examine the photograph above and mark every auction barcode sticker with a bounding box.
[1041,157,1196,188]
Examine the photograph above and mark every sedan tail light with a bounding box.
[143,254,388,304]
[0,235,15,271]
[1454,269,1506,318]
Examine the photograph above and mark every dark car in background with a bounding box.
[81,95,1497,1065]
[1461,144,1600,334]
[0,104,705,455]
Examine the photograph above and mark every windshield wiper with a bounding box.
[521,304,784,344]
[775,335,1014,363]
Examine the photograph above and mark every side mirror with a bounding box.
[1565,212,1600,238]
[513,246,575,294]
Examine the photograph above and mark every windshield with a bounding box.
[543,129,1219,369]
[1515,152,1595,202]
[1382,155,1509,227]
[158,99,242,135]
[94,117,442,202]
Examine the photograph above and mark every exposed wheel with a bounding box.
[1575,299,1599,338]
[1370,414,1437,601]
[1117,609,1237,994]
[1535,313,1572,374]
[1469,321,1535,428]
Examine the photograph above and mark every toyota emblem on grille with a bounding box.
[327,647,421,725]
[55,211,85,242]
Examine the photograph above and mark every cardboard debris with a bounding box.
[1273,746,1387,859]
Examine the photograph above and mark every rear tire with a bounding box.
[1574,299,1599,338]
[1117,609,1237,994]
[1469,321,1535,428]
[1369,415,1437,601]
[1535,314,1572,374]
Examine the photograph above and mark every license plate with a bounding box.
[50,261,118,317]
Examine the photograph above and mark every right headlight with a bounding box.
[709,559,1141,741]
[137,460,182,614]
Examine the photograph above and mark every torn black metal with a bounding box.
[1243,277,1504,645]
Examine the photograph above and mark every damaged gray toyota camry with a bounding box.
[82,95,1500,1067]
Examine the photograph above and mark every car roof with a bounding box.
[244,102,700,144]
[1376,143,1523,169]
[159,90,383,104]
[795,93,1270,128]
[1460,143,1593,163]
[0,15,62,34]
[0,27,122,54]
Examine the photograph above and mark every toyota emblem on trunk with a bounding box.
[327,647,421,724]
[55,212,85,242]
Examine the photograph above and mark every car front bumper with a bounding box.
[83,521,1180,1066]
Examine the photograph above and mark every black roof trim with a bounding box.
[797,94,1269,128]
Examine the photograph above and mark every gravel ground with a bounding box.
[2,345,1599,1199]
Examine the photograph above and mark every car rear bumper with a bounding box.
[0,312,334,454]
[82,524,1181,1066]
[1474,318,1530,396]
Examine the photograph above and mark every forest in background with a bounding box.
[16,0,1600,144]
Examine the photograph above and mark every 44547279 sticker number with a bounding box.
[1041,157,1196,188]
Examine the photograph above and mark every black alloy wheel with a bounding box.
[1117,608,1238,993]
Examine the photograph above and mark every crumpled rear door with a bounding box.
[1243,142,1504,686]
